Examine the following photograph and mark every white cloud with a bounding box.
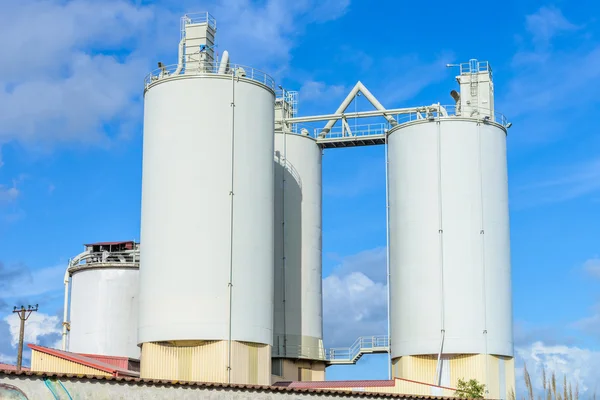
[211,0,350,78]
[4,312,62,348]
[0,353,13,363]
[0,184,19,203]
[329,247,387,283]
[515,341,599,395]
[299,80,347,103]
[0,0,153,148]
[512,158,600,206]
[377,53,455,105]
[0,0,350,150]
[583,258,600,278]
[323,270,387,348]
[572,308,600,337]
[525,6,579,45]
[502,5,597,147]
[0,264,64,299]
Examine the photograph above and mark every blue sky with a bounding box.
[1,0,600,395]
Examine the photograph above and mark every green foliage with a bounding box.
[455,378,486,399]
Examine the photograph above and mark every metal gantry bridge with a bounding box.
[279,81,509,149]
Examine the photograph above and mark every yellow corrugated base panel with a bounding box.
[450,354,487,384]
[502,356,516,399]
[273,359,326,382]
[31,350,111,376]
[141,340,270,385]
[230,341,270,385]
[393,355,438,387]
[390,354,515,399]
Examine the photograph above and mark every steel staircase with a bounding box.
[326,335,389,365]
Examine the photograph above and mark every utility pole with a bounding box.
[12,304,38,372]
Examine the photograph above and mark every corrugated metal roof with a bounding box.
[275,380,396,388]
[28,344,138,377]
[0,369,460,399]
[0,363,29,372]
[76,353,138,371]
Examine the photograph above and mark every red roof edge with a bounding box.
[0,363,29,372]
[394,377,457,391]
[277,380,396,388]
[83,241,135,246]
[28,344,138,377]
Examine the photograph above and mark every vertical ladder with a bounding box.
[469,59,479,113]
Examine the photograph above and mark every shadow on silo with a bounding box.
[273,152,303,359]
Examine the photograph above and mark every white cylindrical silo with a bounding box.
[272,132,325,380]
[138,67,275,384]
[69,267,139,359]
[388,117,513,397]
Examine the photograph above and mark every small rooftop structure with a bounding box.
[83,241,136,252]
[28,344,139,378]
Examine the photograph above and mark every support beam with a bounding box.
[318,81,398,137]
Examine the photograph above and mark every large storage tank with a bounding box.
[272,125,325,381]
[138,13,275,385]
[388,61,514,399]
[66,241,139,359]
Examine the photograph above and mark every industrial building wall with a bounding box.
[30,350,111,377]
[271,358,325,383]
[315,379,456,397]
[0,372,463,400]
[140,341,271,385]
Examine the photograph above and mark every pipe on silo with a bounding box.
[218,50,230,74]
[174,38,185,75]
[61,262,71,351]
[434,119,446,386]
[385,133,392,379]
[226,71,236,384]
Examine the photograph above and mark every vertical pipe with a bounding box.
[227,72,236,383]
[435,119,446,385]
[477,122,490,396]
[282,117,288,358]
[62,261,71,351]
[384,132,392,380]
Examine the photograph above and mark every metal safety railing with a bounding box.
[69,250,140,268]
[328,335,389,364]
[271,335,389,364]
[394,104,508,127]
[458,59,490,75]
[308,104,509,147]
[180,12,217,34]
[144,62,275,90]
[274,154,303,190]
[313,122,389,140]
[272,344,327,360]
